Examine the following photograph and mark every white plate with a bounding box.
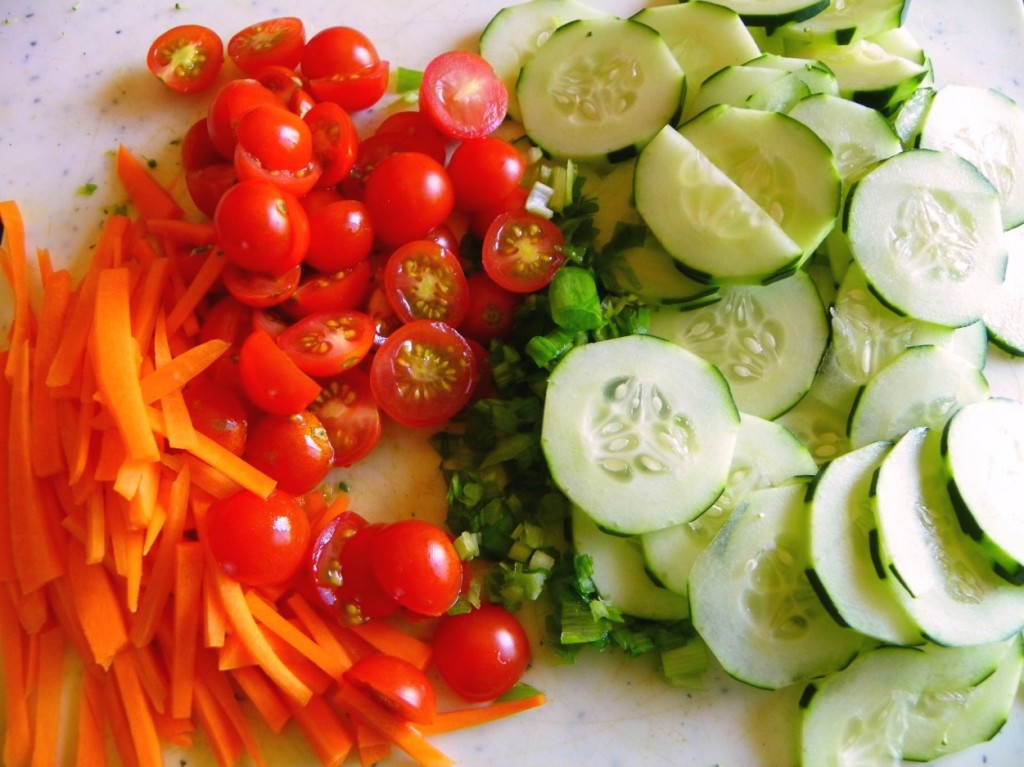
[2,1,1023,766]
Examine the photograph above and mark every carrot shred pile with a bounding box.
[0,148,544,767]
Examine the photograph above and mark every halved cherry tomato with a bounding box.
[203,489,311,586]
[238,328,321,415]
[234,104,314,173]
[345,655,437,724]
[200,294,252,348]
[457,270,522,344]
[251,306,291,338]
[306,509,369,609]
[222,262,301,308]
[333,523,401,624]
[482,210,566,293]
[369,320,478,428]
[243,410,334,495]
[309,368,382,467]
[206,78,282,159]
[308,61,390,113]
[227,17,306,77]
[305,200,374,273]
[419,50,508,139]
[431,604,531,702]
[369,520,462,617]
[182,375,249,456]
[303,101,361,188]
[276,310,375,378]
[214,180,309,276]
[181,118,224,171]
[186,163,238,218]
[362,152,455,247]
[365,283,402,348]
[253,64,305,104]
[301,26,388,112]
[147,24,224,95]
[282,260,373,319]
[383,240,469,326]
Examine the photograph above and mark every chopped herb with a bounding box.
[77,182,98,197]
[394,67,424,94]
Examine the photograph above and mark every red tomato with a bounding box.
[369,520,462,617]
[374,111,448,165]
[345,655,437,724]
[469,185,529,239]
[482,211,567,293]
[306,200,374,273]
[365,283,403,348]
[423,223,463,265]
[243,410,334,495]
[181,118,224,171]
[301,27,388,111]
[147,24,224,95]
[431,604,531,701]
[200,294,251,347]
[304,102,360,188]
[234,104,314,173]
[333,523,401,624]
[214,180,309,276]
[419,51,508,140]
[383,240,469,326]
[251,306,291,338]
[253,64,305,104]
[309,368,382,467]
[222,262,301,308]
[276,310,375,378]
[238,328,321,415]
[203,490,311,586]
[227,17,306,77]
[186,163,238,218]
[182,375,249,456]
[369,320,478,428]
[308,61,390,113]
[283,260,373,320]
[300,186,345,217]
[306,510,369,609]
[362,152,455,247]
[207,78,282,159]
[447,138,526,213]
[457,271,522,344]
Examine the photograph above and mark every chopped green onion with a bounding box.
[394,67,423,94]
[453,530,482,561]
[661,640,709,688]
[559,600,610,645]
[77,182,98,196]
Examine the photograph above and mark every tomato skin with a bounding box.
[482,210,567,293]
[181,118,224,171]
[283,260,373,320]
[305,200,374,273]
[383,240,469,326]
[370,320,478,429]
[369,520,462,617]
[214,180,310,276]
[182,375,249,456]
[431,604,531,702]
[309,368,382,467]
[306,510,369,609]
[203,490,311,586]
[227,17,306,77]
[222,262,301,308]
[147,24,225,95]
[303,102,360,188]
[186,163,238,219]
[207,78,283,160]
[234,104,314,173]
[447,138,526,213]
[457,270,522,344]
[300,26,379,79]
[419,51,508,140]
[345,655,437,724]
[307,61,390,113]
[468,185,529,239]
[334,523,401,624]
[276,310,375,378]
[362,152,455,248]
[238,328,321,415]
[243,410,334,495]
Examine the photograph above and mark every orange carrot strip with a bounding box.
[83,487,106,565]
[101,669,143,767]
[30,268,71,478]
[195,649,267,767]
[285,592,354,676]
[0,356,16,582]
[152,312,198,450]
[191,667,245,767]
[129,641,169,715]
[170,540,204,720]
[66,539,128,670]
[230,665,292,735]
[75,671,109,767]
[165,249,226,338]
[334,681,454,767]
[245,590,345,680]
[287,693,355,767]
[0,200,32,382]
[8,582,49,636]
[122,524,145,614]
[418,692,547,735]
[0,585,32,767]
[139,337,230,404]
[116,145,185,222]
[28,625,64,767]
[202,558,228,649]
[209,562,312,705]
[130,257,171,357]
[145,217,217,246]
[94,425,127,483]
[92,267,161,463]
[218,625,333,695]
[356,721,393,767]
[127,458,160,530]
[111,649,164,767]
[162,451,242,500]
[349,620,433,670]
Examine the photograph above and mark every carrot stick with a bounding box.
[202,559,228,649]
[101,668,143,767]
[164,249,226,338]
[417,692,547,735]
[28,625,65,767]
[0,200,33,382]
[285,592,354,675]
[145,218,217,246]
[116,145,185,222]
[230,665,292,735]
[130,257,171,357]
[0,355,16,582]
[0,585,32,767]
[195,648,267,767]
[355,721,392,767]
[129,641,170,715]
[170,540,204,720]
[349,620,433,670]
[111,649,164,767]
[190,669,245,767]
[139,337,230,404]
[127,458,160,530]
[92,267,161,464]
[288,693,355,767]
[30,267,71,478]
[75,670,109,767]
[152,312,198,450]
[244,590,346,680]
[66,539,128,670]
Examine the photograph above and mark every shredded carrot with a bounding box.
[0,585,32,767]
[170,540,204,720]
[418,692,548,735]
[31,628,68,767]
[66,539,128,669]
[145,217,217,246]
[0,200,32,382]
[349,619,433,670]
[139,337,230,404]
[229,665,292,735]
[75,671,109,767]
[194,648,267,767]
[164,248,226,337]
[116,145,185,222]
[30,267,71,478]
[245,589,348,680]
[355,721,393,767]
[0,356,17,582]
[288,693,356,767]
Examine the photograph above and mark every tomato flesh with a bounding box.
[276,310,375,378]
[147,24,225,95]
[228,17,306,77]
[419,50,508,139]
[309,369,382,467]
[482,211,567,293]
[238,328,321,415]
[383,240,469,326]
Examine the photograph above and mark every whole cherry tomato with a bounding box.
[446,137,526,212]
[369,520,463,617]
[243,410,334,495]
[214,180,309,276]
[362,152,454,247]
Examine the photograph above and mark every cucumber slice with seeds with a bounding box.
[699,0,830,29]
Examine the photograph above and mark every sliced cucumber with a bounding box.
[775,384,853,465]
[642,413,816,597]
[698,0,830,28]
[942,397,1024,584]
[746,53,839,97]
[872,427,1024,646]
[806,440,922,645]
[541,334,740,535]
[600,235,722,309]
[635,125,802,284]
[689,482,865,690]
[649,270,828,419]
[478,0,612,123]
[687,64,811,118]
[847,344,989,448]
[918,84,1024,229]
[570,505,688,621]
[778,0,908,45]
[516,17,685,163]
[983,228,1024,356]
[844,148,1007,328]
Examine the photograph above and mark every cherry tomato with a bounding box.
[307,61,390,113]
[303,101,360,188]
[305,200,374,273]
[306,509,369,609]
[200,294,252,347]
[182,375,249,456]
[234,104,314,173]
[424,223,463,265]
[419,51,508,140]
[365,283,403,348]
[369,520,462,617]
[469,185,529,239]
[457,271,522,344]
[253,64,306,104]
[370,320,478,428]
[214,180,309,276]
[227,17,306,77]
[181,118,224,171]
[301,26,388,111]
[251,306,291,338]
[282,260,373,320]
[383,240,469,326]
[243,410,334,495]
[309,368,382,467]
[362,152,455,247]
[147,24,224,95]
[482,210,567,293]
[345,655,437,724]
[300,186,345,216]
[431,604,531,702]
[374,111,448,165]
[222,262,301,308]
[334,523,401,624]
[186,163,238,218]
[207,78,282,159]
[447,138,526,213]
[203,489,311,586]
[238,328,321,415]
[277,310,375,378]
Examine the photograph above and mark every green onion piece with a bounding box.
[559,600,609,645]
[77,182,98,196]
[453,530,481,561]
[549,266,604,332]
[394,67,423,93]
[524,327,579,369]
[661,640,709,688]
